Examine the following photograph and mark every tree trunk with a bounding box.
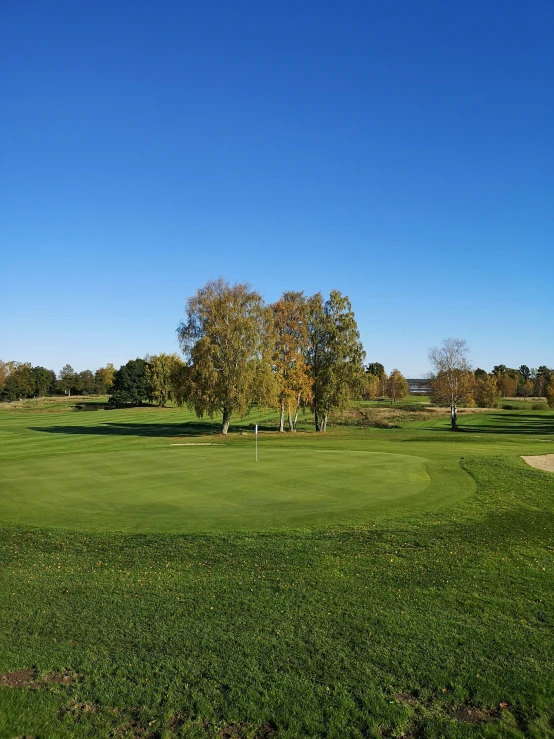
[314,406,321,432]
[292,404,299,431]
[290,392,301,431]
[450,404,458,431]
[222,407,232,434]
[288,408,299,432]
[279,401,285,433]
[321,413,328,432]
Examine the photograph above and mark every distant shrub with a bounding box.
[502,404,517,410]
[398,403,429,412]
[531,403,545,410]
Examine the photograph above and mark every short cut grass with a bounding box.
[0,401,553,737]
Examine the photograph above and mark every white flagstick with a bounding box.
[255,424,258,462]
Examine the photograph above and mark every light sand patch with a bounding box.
[522,454,554,473]
[170,443,223,446]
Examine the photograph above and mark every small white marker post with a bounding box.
[255,424,258,462]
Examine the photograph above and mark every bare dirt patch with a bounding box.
[395,692,417,706]
[168,711,188,731]
[522,454,554,473]
[64,700,98,714]
[166,714,276,737]
[394,692,500,729]
[452,706,496,724]
[0,669,38,688]
[111,718,149,736]
[0,668,81,689]
[43,669,81,684]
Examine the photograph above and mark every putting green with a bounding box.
[0,446,434,532]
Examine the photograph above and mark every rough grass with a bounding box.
[0,395,110,413]
[0,404,553,737]
[333,405,448,428]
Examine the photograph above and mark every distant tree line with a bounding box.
[0,356,184,408]
[487,364,552,399]
[360,363,410,403]
[3,287,552,433]
[0,361,116,401]
[428,339,554,430]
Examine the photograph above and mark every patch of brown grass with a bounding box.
[0,668,81,689]
[332,405,449,428]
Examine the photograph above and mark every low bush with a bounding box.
[396,403,431,412]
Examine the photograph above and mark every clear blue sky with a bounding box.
[1,0,553,376]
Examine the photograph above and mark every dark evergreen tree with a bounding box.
[1,363,35,400]
[77,370,96,395]
[519,365,531,381]
[109,359,150,406]
[31,366,56,396]
[366,362,385,377]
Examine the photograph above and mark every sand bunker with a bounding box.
[522,454,554,473]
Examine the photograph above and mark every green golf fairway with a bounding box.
[1,403,554,737]
[0,447,432,532]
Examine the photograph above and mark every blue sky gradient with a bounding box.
[1,0,553,376]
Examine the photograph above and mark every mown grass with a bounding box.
[0,403,553,737]
[0,446,439,533]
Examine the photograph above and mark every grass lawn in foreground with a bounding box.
[0,401,553,737]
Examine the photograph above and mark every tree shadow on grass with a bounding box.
[430,413,554,436]
[30,420,277,438]
[30,422,214,438]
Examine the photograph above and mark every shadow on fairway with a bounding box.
[431,413,554,436]
[30,420,276,437]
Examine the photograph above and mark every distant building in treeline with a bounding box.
[407,379,432,395]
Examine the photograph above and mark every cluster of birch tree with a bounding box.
[175,279,365,433]
[4,283,552,436]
